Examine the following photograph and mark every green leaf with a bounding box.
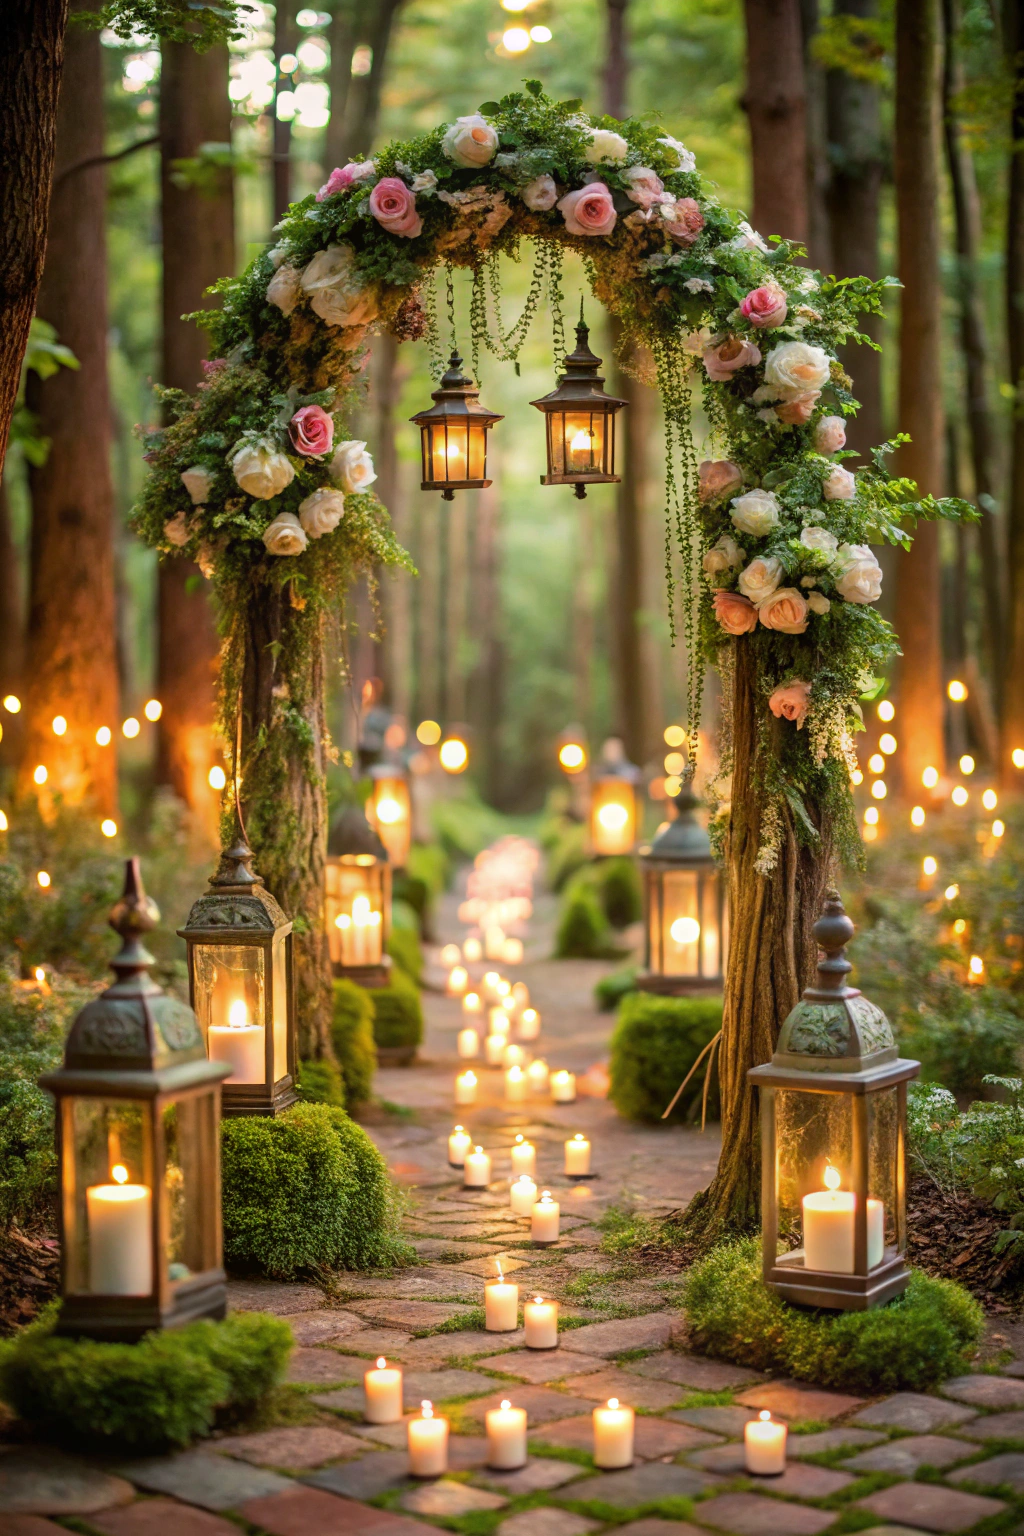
[783,787,821,843]
[478,102,501,115]
[525,79,543,96]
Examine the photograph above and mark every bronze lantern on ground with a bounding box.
[589,744,641,856]
[410,351,503,499]
[40,859,229,1341]
[178,837,297,1118]
[367,760,412,870]
[638,784,726,995]
[748,891,920,1311]
[531,312,626,498]
[326,804,392,987]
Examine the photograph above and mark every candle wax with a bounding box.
[485,1034,506,1066]
[485,1279,519,1331]
[510,1137,536,1178]
[531,1193,560,1244]
[455,1071,477,1105]
[593,1399,634,1468]
[486,1400,527,1469]
[408,1405,448,1476]
[464,1147,492,1189]
[448,1126,472,1166]
[565,1134,591,1175]
[744,1411,787,1474]
[510,1175,537,1216]
[364,1359,403,1423]
[524,1296,558,1349]
[208,1020,265,1082]
[457,1028,479,1059]
[505,1067,528,1102]
[802,1189,884,1273]
[86,1177,152,1295]
[551,1071,576,1103]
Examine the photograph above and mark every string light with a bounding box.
[208,765,227,790]
[502,26,530,50]
[910,806,925,827]
[34,967,45,983]
[52,715,67,736]
[868,753,885,774]
[877,699,895,722]
[953,918,967,935]
[879,733,897,755]
[559,743,586,771]
[664,725,685,747]
[1013,749,1024,769]
[922,856,938,877]
[664,752,685,775]
[851,768,863,786]
[95,726,112,746]
[968,954,984,979]
[440,737,469,773]
[663,774,682,796]
[122,717,140,739]
[959,754,975,775]
[37,871,51,888]
[144,699,162,722]
[922,766,939,788]
[530,24,552,39]
[982,788,998,810]
[3,695,21,713]
[945,883,959,900]
[33,765,47,785]
[101,819,118,838]
[947,679,968,702]
[951,785,969,807]
[993,819,1005,838]
[863,806,879,825]
[870,779,886,799]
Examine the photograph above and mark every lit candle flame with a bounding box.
[759,1409,771,1422]
[501,1399,511,1411]
[823,1163,840,1192]
[422,1399,433,1418]
[228,999,248,1028]
[112,1164,128,1185]
[608,1397,619,1410]
[496,1260,503,1280]
[570,429,592,451]
[376,1357,387,1369]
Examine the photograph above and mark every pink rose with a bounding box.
[703,335,762,382]
[622,165,665,209]
[814,414,847,454]
[699,459,743,504]
[769,680,812,727]
[317,161,375,200]
[557,182,617,237]
[758,587,809,634]
[289,404,334,458]
[775,391,820,426]
[740,283,787,328]
[713,590,759,635]
[662,196,704,245]
[368,177,422,238]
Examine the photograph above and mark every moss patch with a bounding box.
[608,991,722,1124]
[331,978,377,1106]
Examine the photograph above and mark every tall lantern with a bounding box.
[749,891,920,1311]
[178,837,297,1118]
[589,751,641,857]
[367,760,412,870]
[410,351,503,499]
[326,804,392,987]
[530,311,626,498]
[40,859,229,1341]
[638,784,726,994]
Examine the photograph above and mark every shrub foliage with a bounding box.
[331,978,377,1105]
[368,968,424,1052]
[608,992,722,1123]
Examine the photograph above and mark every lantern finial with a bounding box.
[107,858,161,985]
[812,888,855,995]
[209,835,264,892]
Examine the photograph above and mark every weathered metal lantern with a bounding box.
[589,753,641,856]
[531,313,626,498]
[410,351,503,499]
[325,804,392,987]
[749,891,920,1311]
[367,760,412,870]
[40,859,229,1341]
[638,784,726,994]
[178,837,297,1118]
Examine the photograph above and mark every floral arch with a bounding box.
[136,82,965,1234]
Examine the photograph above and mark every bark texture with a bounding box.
[273,0,297,222]
[333,0,405,160]
[743,0,808,242]
[1004,0,1024,773]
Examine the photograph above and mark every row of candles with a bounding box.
[449,1130,591,1240]
[455,1064,575,1105]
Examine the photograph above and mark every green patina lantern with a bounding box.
[748,890,920,1311]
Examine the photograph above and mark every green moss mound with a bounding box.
[331,978,377,1106]
[295,1056,345,1107]
[387,919,423,985]
[597,856,642,929]
[0,1309,291,1453]
[220,1103,409,1277]
[683,1237,983,1394]
[609,992,722,1123]
[369,968,424,1053]
[555,878,623,959]
[595,964,639,1012]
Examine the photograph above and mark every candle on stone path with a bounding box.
[744,1410,786,1474]
[489,1007,511,1037]
[510,1134,536,1178]
[527,1058,549,1096]
[485,926,506,960]
[364,1357,403,1423]
[511,981,530,1011]
[503,938,524,965]
[551,1070,576,1103]
[486,1399,527,1469]
[457,1027,479,1059]
[485,1033,506,1066]
[565,1133,591,1176]
[86,1164,152,1294]
[531,1189,560,1244]
[409,1400,448,1476]
[448,1125,472,1166]
[510,1174,537,1216]
[208,998,265,1082]
[505,1065,527,1103]
[503,1043,527,1069]
[463,937,483,963]
[593,1398,634,1468]
[524,1295,558,1349]
[462,991,483,1017]
[482,971,502,1002]
[485,1262,519,1331]
[447,965,469,996]
[455,1070,477,1105]
[440,943,462,967]
[464,1145,492,1189]
[495,978,512,1000]
[802,1163,884,1273]
[518,1008,541,1041]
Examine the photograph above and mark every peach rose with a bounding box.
[662,196,704,245]
[758,587,809,634]
[703,335,761,382]
[622,166,665,209]
[557,182,617,236]
[740,284,787,328]
[775,392,820,426]
[368,177,422,238]
[769,679,812,726]
[713,590,759,635]
[814,415,847,454]
[698,459,743,504]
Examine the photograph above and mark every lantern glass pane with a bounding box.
[868,1086,900,1252]
[560,411,605,475]
[662,869,700,976]
[430,420,474,483]
[701,868,722,976]
[66,1097,154,1296]
[372,777,411,867]
[326,857,385,966]
[467,420,487,480]
[591,781,635,855]
[193,943,266,1084]
[775,1088,853,1258]
[271,930,289,1081]
[163,1094,218,1283]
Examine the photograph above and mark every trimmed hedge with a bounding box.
[221,1103,409,1277]
[295,1057,345,1107]
[683,1237,983,1394]
[554,878,623,960]
[598,856,642,929]
[368,967,424,1053]
[595,964,639,1013]
[608,992,722,1123]
[387,917,423,985]
[0,1308,291,1452]
[331,979,377,1106]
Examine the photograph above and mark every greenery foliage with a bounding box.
[554,876,622,959]
[595,964,639,1012]
[608,991,722,1122]
[596,856,643,928]
[386,921,424,984]
[296,1056,345,1107]
[331,979,378,1105]
[368,969,424,1053]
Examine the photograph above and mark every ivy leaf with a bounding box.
[783,786,821,843]
[478,102,501,115]
[525,79,543,96]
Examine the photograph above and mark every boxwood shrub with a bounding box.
[295,1056,345,1108]
[554,878,623,960]
[331,979,377,1106]
[386,917,423,985]
[597,857,642,929]
[368,968,423,1055]
[609,992,723,1123]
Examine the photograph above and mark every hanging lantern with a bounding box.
[749,891,920,1311]
[325,804,392,987]
[178,837,297,1118]
[638,784,727,994]
[40,858,229,1341]
[410,351,503,500]
[367,760,412,870]
[590,748,641,856]
[530,311,626,498]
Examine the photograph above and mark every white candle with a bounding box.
[447,965,469,996]
[455,1070,477,1105]
[524,1295,558,1349]
[802,1165,884,1273]
[448,1125,472,1166]
[440,943,462,967]
[518,1007,540,1041]
[565,1132,592,1175]
[483,971,502,1001]
[744,1410,787,1474]
[527,1058,549,1095]
[551,1070,576,1103]
[463,937,483,963]
[485,1033,506,1066]
[510,1135,536,1178]
[593,1398,634,1468]
[457,1027,479,1059]
[531,1190,560,1244]
[464,1145,492,1189]
[505,1065,528,1102]
[495,979,511,1001]
[489,1007,511,1037]
[463,991,483,1017]
[503,1043,527,1068]
[510,1175,537,1216]
[485,927,506,960]
[485,1268,519,1331]
[86,1166,152,1294]
[208,999,265,1082]
[511,982,530,1012]
[364,1357,403,1423]
[409,1400,448,1476]
[486,1399,527,1469]
[503,938,524,965]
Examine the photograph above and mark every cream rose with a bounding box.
[443,113,499,167]
[180,466,213,505]
[730,488,780,537]
[267,262,302,316]
[231,442,296,500]
[807,591,831,615]
[699,459,743,504]
[758,587,809,634]
[703,335,761,381]
[585,128,629,164]
[300,244,378,328]
[763,341,831,401]
[298,487,347,539]
[800,525,839,558]
[164,512,190,547]
[622,166,665,209]
[814,415,847,454]
[329,439,377,494]
[262,511,308,557]
[522,174,558,211]
[703,534,746,584]
[738,554,784,604]
[658,134,696,172]
[835,543,883,604]
[824,465,857,500]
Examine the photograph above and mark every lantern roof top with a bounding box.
[530,313,627,413]
[640,783,714,866]
[409,351,504,426]
[328,803,388,862]
[178,834,291,938]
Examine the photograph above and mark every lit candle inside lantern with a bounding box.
[457,1027,480,1059]
[463,991,483,1016]
[448,1125,472,1166]
[802,1163,884,1273]
[464,1144,492,1189]
[86,1164,152,1295]
[208,998,265,1083]
[510,1174,537,1216]
[486,1399,527,1469]
[447,965,469,996]
[744,1410,787,1475]
[524,1295,558,1349]
[489,1007,511,1037]
[503,1043,527,1068]
[364,1357,403,1423]
[569,425,595,471]
[531,1190,560,1244]
[527,1059,549,1096]
[464,937,483,963]
[485,1033,506,1066]
[409,1400,448,1476]
[505,1065,527,1102]
[510,1134,536,1178]
[455,1069,477,1105]
[593,1397,634,1468]
[565,1133,591,1176]
[518,1008,540,1040]
[485,1262,519,1331]
[551,1070,576,1103]
[337,893,382,966]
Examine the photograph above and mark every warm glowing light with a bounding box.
[208,765,227,790]
[422,1399,434,1418]
[559,743,586,772]
[441,943,461,966]
[597,802,629,831]
[440,737,469,772]
[0,811,7,832]
[670,916,701,945]
[823,1163,841,1192]
[1013,749,1024,769]
[877,699,895,722]
[959,754,975,775]
[910,806,925,827]
[664,751,685,775]
[953,918,967,935]
[948,679,968,702]
[863,806,879,826]
[862,824,878,841]
[945,884,959,901]
[983,789,998,810]
[530,23,552,39]
[870,779,886,799]
[922,766,939,788]
[377,1356,387,1370]
[33,765,47,785]
[96,726,112,746]
[851,768,863,786]
[52,715,67,736]
[993,819,1005,838]
[501,0,529,12]
[759,1409,771,1423]
[662,775,681,797]
[228,999,249,1028]
[951,785,969,807]
[111,1164,128,1185]
[969,954,984,978]
[37,871,51,888]
[922,856,938,877]
[664,725,685,747]
[375,796,403,825]
[417,719,442,745]
[868,753,885,774]
[34,967,45,983]
[879,733,897,755]
[502,25,531,49]
[144,698,162,722]
[3,695,21,713]
[122,717,140,739]
[101,819,118,838]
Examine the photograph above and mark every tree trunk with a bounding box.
[339,0,405,159]
[0,479,25,707]
[893,0,946,793]
[273,0,297,222]
[801,0,832,269]
[326,2,356,173]
[743,0,808,242]
[1003,0,1024,775]
[157,39,233,828]
[0,0,68,477]
[19,3,119,816]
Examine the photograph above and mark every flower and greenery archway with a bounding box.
[134,81,968,1237]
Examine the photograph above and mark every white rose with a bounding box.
[411,168,438,192]
[164,512,190,547]
[730,488,781,537]
[300,244,378,329]
[443,113,499,168]
[585,128,629,164]
[268,242,290,269]
[764,341,831,401]
[267,262,302,317]
[729,220,768,252]
[835,543,883,604]
[738,554,784,604]
[231,442,296,500]
[262,511,308,557]
[658,134,696,172]
[329,439,377,494]
[702,534,746,584]
[823,465,857,501]
[521,174,558,211]
[814,415,847,454]
[298,487,347,539]
[807,591,831,615]
[180,465,213,505]
[800,525,839,558]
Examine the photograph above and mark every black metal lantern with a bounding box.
[589,746,641,856]
[749,891,920,1311]
[367,760,412,870]
[178,837,297,1118]
[531,312,626,498]
[410,351,503,499]
[638,784,726,994]
[326,804,392,987]
[40,859,229,1341]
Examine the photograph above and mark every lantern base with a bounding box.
[767,1248,910,1312]
[222,1075,299,1118]
[55,1269,227,1342]
[540,473,620,494]
[332,955,393,989]
[422,478,492,496]
[635,972,723,998]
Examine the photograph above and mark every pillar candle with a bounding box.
[802,1166,884,1273]
[744,1410,787,1474]
[448,1125,472,1166]
[518,1008,540,1041]
[510,1175,537,1216]
[482,1033,504,1066]
[447,965,469,996]
[503,938,524,965]
[483,971,502,1001]
[524,1295,558,1349]
[593,1398,634,1468]
[495,979,511,1001]
[489,1007,511,1038]
[457,1028,479,1059]
[409,1400,448,1476]
[455,1070,477,1105]
[440,944,462,967]
[510,1135,536,1178]
[485,1273,519,1331]
[364,1357,403,1423]
[503,1043,527,1069]
[505,1065,528,1102]
[531,1190,560,1243]
[527,1059,549,1096]
[485,927,506,960]
[512,981,530,1011]
[208,999,265,1082]
[464,1145,492,1189]
[86,1168,152,1294]
[486,1399,527,1469]
[565,1133,591,1176]
[551,1070,576,1103]
[463,937,483,963]
[463,991,483,1016]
